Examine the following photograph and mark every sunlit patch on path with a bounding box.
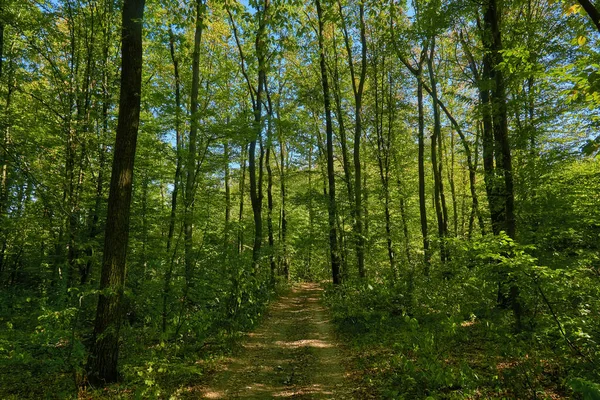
[198,283,353,399]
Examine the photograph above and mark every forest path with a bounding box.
[199,282,354,399]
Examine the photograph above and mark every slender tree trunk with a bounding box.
[353,3,367,279]
[237,143,247,254]
[362,143,369,245]
[225,2,268,270]
[417,79,430,270]
[87,0,145,384]
[398,34,485,245]
[249,0,268,271]
[162,28,183,333]
[140,175,149,277]
[399,197,411,264]
[374,54,396,279]
[0,19,9,275]
[307,143,314,275]
[460,30,499,236]
[427,39,448,263]
[224,140,231,242]
[277,113,289,279]
[338,0,367,278]
[184,0,204,295]
[316,0,341,284]
[0,15,4,78]
[331,37,355,223]
[266,141,276,283]
[448,130,458,236]
[82,0,114,285]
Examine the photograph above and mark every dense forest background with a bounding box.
[0,0,599,397]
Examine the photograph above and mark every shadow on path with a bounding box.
[199,283,353,399]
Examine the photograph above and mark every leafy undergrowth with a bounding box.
[0,277,288,399]
[324,237,600,399]
[78,331,236,399]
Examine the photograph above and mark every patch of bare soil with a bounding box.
[198,283,354,399]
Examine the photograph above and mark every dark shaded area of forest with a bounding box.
[0,0,599,398]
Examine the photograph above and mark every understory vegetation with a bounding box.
[327,233,599,398]
[1,0,599,398]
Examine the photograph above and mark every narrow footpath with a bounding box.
[200,283,354,399]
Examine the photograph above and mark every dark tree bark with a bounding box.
[87,0,145,384]
[331,37,355,224]
[331,38,353,277]
[224,140,231,241]
[417,79,431,270]
[266,114,276,283]
[82,0,114,285]
[399,197,411,264]
[337,0,367,278]
[307,142,314,274]
[395,38,485,242]
[184,0,205,294]
[316,0,341,284]
[389,18,431,268]
[237,143,247,254]
[427,38,449,263]
[0,13,8,275]
[577,0,600,32]
[373,51,396,279]
[482,0,515,239]
[226,3,268,269]
[0,15,4,78]
[480,50,501,235]
[276,105,289,279]
[162,27,183,333]
[482,0,521,329]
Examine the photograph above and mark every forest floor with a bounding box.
[195,282,355,399]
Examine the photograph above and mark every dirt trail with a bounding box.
[200,283,353,399]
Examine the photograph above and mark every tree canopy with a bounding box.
[0,0,599,397]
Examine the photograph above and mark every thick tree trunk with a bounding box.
[480,76,501,234]
[482,0,515,239]
[87,0,145,384]
[482,0,521,328]
[316,0,341,284]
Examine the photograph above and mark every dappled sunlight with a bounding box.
[199,283,353,399]
[274,339,335,349]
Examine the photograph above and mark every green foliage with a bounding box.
[1,0,599,395]
[326,224,600,398]
[570,378,600,400]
